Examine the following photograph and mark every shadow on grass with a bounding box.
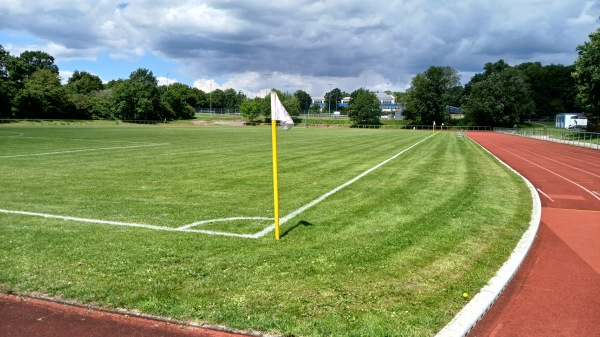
[281,220,314,238]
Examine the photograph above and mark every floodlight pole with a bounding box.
[264,73,271,98]
[328,83,332,116]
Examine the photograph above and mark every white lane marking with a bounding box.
[512,147,600,178]
[493,144,600,204]
[536,188,555,202]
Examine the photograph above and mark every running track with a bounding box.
[467,131,600,337]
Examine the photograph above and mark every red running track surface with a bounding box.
[467,131,600,337]
[0,294,254,337]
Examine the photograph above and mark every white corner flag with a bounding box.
[271,91,294,130]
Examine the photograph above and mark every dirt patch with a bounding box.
[191,120,247,126]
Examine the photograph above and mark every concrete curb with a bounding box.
[435,136,542,337]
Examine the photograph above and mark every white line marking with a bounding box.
[536,188,554,202]
[0,209,268,238]
[0,143,168,158]
[0,131,24,137]
[0,209,170,231]
[512,147,600,178]
[252,135,433,238]
[505,150,600,203]
[0,135,431,238]
[177,217,273,230]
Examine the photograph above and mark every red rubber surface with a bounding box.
[467,132,600,337]
[0,294,254,337]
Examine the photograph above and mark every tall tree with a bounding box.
[160,82,196,120]
[573,26,600,131]
[294,89,312,112]
[111,68,161,120]
[66,71,104,95]
[516,62,578,118]
[324,88,343,114]
[14,50,59,83]
[0,45,14,116]
[404,66,461,124]
[347,88,381,125]
[12,69,74,118]
[463,67,534,126]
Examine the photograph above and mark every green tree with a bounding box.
[347,88,381,125]
[239,98,261,121]
[192,88,208,108]
[463,67,534,126]
[66,71,103,95]
[516,62,578,118]
[0,45,15,116]
[13,50,59,84]
[404,66,461,124]
[275,89,300,117]
[573,26,600,131]
[208,89,224,109]
[324,87,343,114]
[12,69,74,118]
[294,89,312,112]
[160,82,196,120]
[221,88,246,111]
[111,68,161,120]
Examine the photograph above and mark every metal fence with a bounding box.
[495,127,600,149]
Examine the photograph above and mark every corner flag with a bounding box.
[271,91,294,130]
[270,91,293,240]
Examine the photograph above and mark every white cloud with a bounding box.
[1,0,598,96]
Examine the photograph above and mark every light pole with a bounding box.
[166,73,169,90]
[264,73,271,97]
[328,83,333,116]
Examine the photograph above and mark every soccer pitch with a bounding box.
[0,125,532,336]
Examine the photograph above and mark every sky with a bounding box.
[0,1,598,98]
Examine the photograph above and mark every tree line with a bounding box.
[401,25,600,130]
[1,24,599,129]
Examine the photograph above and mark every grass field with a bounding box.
[0,125,532,336]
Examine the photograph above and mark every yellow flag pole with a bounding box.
[271,113,281,240]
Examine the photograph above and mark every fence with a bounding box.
[495,127,600,150]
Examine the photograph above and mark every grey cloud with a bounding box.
[1,0,598,92]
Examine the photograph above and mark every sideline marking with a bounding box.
[0,143,169,158]
[252,135,432,238]
[0,135,432,238]
[537,188,555,202]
